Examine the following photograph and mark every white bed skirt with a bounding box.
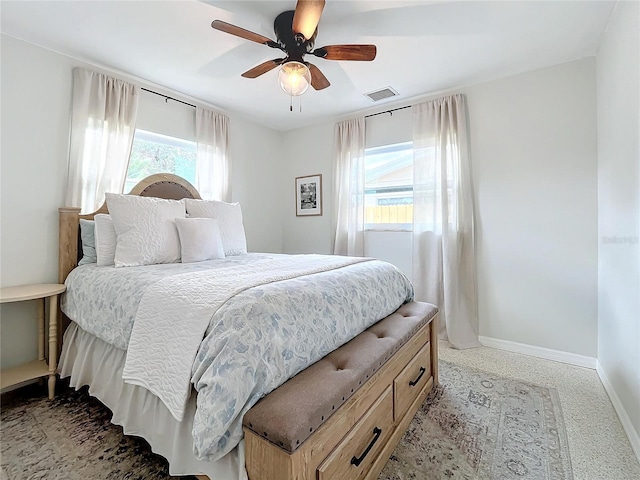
[58,323,248,479]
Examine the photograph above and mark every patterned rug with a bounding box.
[0,384,190,480]
[380,361,573,480]
[1,361,572,480]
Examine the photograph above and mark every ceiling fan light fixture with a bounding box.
[278,61,312,96]
[210,0,375,99]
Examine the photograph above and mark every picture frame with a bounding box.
[295,174,323,216]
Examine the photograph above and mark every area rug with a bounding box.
[1,361,573,480]
[379,360,573,480]
[0,384,189,480]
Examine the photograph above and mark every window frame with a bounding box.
[364,141,414,232]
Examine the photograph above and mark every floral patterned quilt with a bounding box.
[61,253,414,461]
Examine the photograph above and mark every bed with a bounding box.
[56,173,438,479]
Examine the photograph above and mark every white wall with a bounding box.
[136,89,196,141]
[281,121,335,254]
[282,58,599,358]
[365,107,412,148]
[230,115,285,253]
[0,35,284,369]
[1,35,73,369]
[468,59,598,356]
[596,0,640,452]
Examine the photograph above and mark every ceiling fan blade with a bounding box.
[312,44,377,61]
[211,20,276,46]
[307,63,330,90]
[292,0,325,41]
[241,58,286,78]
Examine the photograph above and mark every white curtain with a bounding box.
[66,68,139,213]
[195,107,230,201]
[412,94,480,349]
[333,117,366,256]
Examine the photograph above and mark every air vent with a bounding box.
[364,87,399,102]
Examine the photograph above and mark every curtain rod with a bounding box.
[364,105,411,119]
[142,85,412,115]
[141,87,196,109]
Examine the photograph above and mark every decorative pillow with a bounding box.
[78,219,96,265]
[94,214,117,267]
[105,193,186,267]
[184,199,247,256]
[175,217,225,263]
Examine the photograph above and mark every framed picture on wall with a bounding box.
[295,174,322,216]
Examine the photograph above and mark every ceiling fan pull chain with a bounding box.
[290,94,293,112]
[299,97,302,113]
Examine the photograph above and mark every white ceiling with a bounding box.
[1,1,615,131]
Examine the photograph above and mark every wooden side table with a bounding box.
[1,283,66,399]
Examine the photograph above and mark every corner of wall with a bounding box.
[596,361,640,462]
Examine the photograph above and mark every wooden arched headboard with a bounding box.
[128,174,201,201]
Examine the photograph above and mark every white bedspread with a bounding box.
[122,254,370,422]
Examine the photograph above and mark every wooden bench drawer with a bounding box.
[317,385,394,480]
[393,340,431,421]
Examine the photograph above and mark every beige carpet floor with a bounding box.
[439,342,640,480]
[1,343,638,480]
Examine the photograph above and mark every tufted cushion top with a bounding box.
[242,301,438,453]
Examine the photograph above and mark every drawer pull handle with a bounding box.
[409,367,426,387]
[350,427,382,467]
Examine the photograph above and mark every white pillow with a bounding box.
[94,214,117,267]
[105,193,186,267]
[175,218,225,263]
[185,199,247,256]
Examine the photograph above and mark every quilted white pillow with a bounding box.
[175,217,225,263]
[94,214,117,267]
[184,199,247,256]
[105,193,186,267]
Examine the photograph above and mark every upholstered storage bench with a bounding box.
[242,301,439,480]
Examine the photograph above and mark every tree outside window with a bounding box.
[124,129,196,192]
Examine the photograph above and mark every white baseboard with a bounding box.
[478,336,597,369]
[596,361,640,462]
[477,336,639,462]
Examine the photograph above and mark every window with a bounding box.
[364,141,413,230]
[124,129,196,193]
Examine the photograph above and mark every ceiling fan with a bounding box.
[211,0,377,94]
